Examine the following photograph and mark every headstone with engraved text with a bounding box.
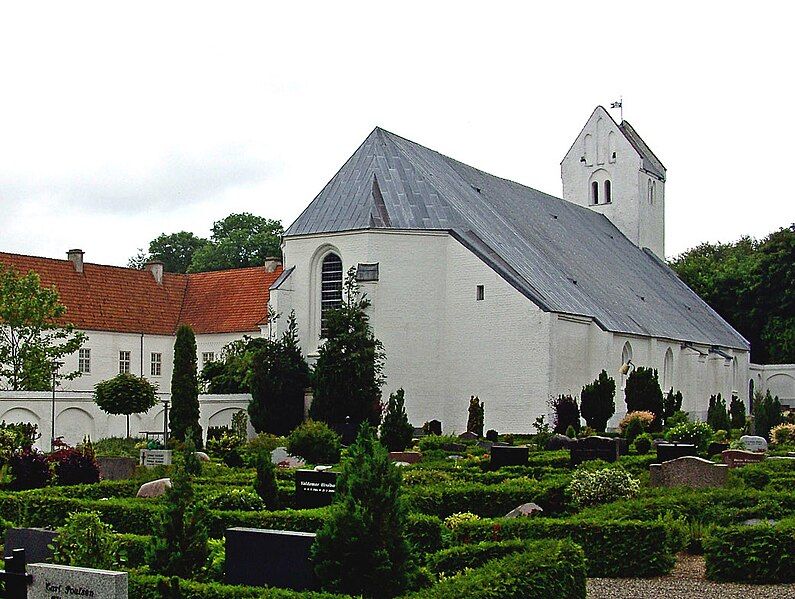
[295,469,337,508]
[28,563,127,599]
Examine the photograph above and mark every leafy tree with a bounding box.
[466,395,484,436]
[706,394,731,432]
[311,268,385,427]
[149,442,209,577]
[170,325,201,447]
[200,335,268,394]
[0,266,86,391]
[380,388,413,452]
[753,389,783,441]
[132,232,210,273]
[94,373,158,438]
[662,388,683,426]
[52,511,120,570]
[624,367,664,428]
[255,448,278,508]
[580,370,616,432]
[248,312,310,436]
[549,394,580,434]
[188,213,283,272]
[669,224,795,363]
[127,248,149,270]
[729,394,746,430]
[312,424,417,597]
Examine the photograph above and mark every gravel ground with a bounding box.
[587,554,795,599]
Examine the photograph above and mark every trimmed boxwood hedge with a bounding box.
[450,516,684,577]
[425,539,527,575]
[129,574,351,598]
[408,540,586,599]
[704,519,795,583]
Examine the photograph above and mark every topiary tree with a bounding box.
[729,394,747,430]
[580,370,615,432]
[312,424,417,597]
[466,395,484,436]
[286,420,341,464]
[624,367,664,428]
[706,394,731,432]
[753,389,783,440]
[311,268,385,428]
[548,395,580,435]
[94,373,158,438]
[170,325,202,447]
[248,312,310,436]
[380,388,414,452]
[149,441,209,577]
[662,388,683,427]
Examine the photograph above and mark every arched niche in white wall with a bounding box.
[0,407,41,428]
[55,407,96,446]
[208,407,244,428]
[663,348,674,391]
[621,341,633,390]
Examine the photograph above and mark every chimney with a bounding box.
[67,249,84,273]
[146,261,164,284]
[263,256,282,273]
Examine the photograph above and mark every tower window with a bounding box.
[476,285,485,301]
[320,252,343,337]
[604,180,612,204]
[591,181,599,205]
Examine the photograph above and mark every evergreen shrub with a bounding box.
[549,394,580,434]
[704,519,795,583]
[729,395,746,430]
[286,420,341,464]
[624,367,663,427]
[466,396,484,436]
[170,325,202,447]
[52,511,120,570]
[255,448,279,508]
[380,388,414,451]
[706,394,731,432]
[580,370,615,432]
[567,467,639,508]
[633,433,653,455]
[665,421,714,453]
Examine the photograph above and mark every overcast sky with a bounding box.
[1,2,793,266]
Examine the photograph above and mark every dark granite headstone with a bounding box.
[615,437,629,456]
[459,431,479,441]
[4,527,58,563]
[225,527,317,590]
[490,445,529,468]
[441,443,466,453]
[295,469,338,508]
[332,419,357,446]
[656,443,697,462]
[426,420,442,436]
[707,442,730,456]
[569,436,619,465]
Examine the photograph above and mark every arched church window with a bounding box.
[621,341,633,390]
[320,253,343,338]
[663,348,673,391]
[592,181,599,205]
[604,180,612,204]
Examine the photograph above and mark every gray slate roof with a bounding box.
[286,128,748,350]
[619,120,667,181]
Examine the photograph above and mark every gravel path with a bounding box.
[587,555,795,599]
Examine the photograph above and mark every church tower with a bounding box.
[561,106,666,258]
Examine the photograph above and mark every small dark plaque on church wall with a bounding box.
[295,469,338,509]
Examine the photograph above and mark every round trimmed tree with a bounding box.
[94,373,158,438]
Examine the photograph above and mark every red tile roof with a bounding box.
[0,252,281,336]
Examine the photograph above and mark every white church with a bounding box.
[270,106,752,433]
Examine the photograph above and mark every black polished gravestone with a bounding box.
[490,445,529,468]
[569,436,619,466]
[426,420,442,436]
[4,528,58,564]
[295,469,338,509]
[225,527,317,591]
[656,443,697,462]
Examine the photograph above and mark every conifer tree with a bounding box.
[380,388,413,452]
[729,394,747,430]
[466,395,485,436]
[707,394,731,432]
[170,325,201,447]
[580,370,616,432]
[662,388,683,426]
[312,425,416,597]
[754,389,783,440]
[624,367,664,428]
[255,448,279,508]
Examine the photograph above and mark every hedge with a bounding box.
[129,574,351,599]
[450,516,684,577]
[704,519,795,583]
[424,539,527,575]
[408,540,586,599]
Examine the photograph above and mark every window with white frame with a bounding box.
[78,348,91,373]
[119,351,131,374]
[320,252,343,337]
[150,352,162,376]
[202,352,215,367]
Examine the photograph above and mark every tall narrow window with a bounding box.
[320,253,343,337]
[119,351,131,374]
[150,352,162,376]
[476,285,485,301]
[621,342,633,390]
[663,348,673,391]
[79,348,91,374]
[591,181,599,205]
[202,352,215,367]
[604,180,612,203]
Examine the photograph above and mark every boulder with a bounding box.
[136,478,172,498]
[504,503,543,518]
[195,451,211,462]
[545,434,573,451]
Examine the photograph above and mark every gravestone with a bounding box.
[569,436,619,465]
[441,442,466,453]
[96,457,137,481]
[740,435,768,453]
[4,528,57,564]
[426,420,442,436]
[615,437,629,456]
[295,469,337,508]
[388,451,422,464]
[545,434,573,451]
[656,443,697,462]
[650,456,728,488]
[490,445,529,468]
[722,449,766,468]
[459,431,479,441]
[28,563,127,599]
[225,527,317,591]
[707,442,730,456]
[139,449,172,466]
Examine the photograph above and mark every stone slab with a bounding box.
[740,435,768,452]
[490,445,529,468]
[722,449,766,468]
[225,527,317,591]
[4,528,57,563]
[295,469,337,508]
[96,457,137,481]
[139,449,172,466]
[425,420,442,436]
[28,562,127,599]
[569,436,619,465]
[388,451,422,464]
[652,456,728,488]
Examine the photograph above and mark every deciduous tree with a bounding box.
[94,373,158,438]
